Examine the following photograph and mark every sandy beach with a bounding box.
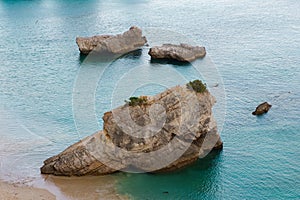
[0,175,127,200]
[0,180,55,200]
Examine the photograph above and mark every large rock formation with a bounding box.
[41,81,222,176]
[252,102,272,115]
[76,26,147,55]
[148,43,206,62]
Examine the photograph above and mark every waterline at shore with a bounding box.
[36,175,127,200]
[0,106,126,200]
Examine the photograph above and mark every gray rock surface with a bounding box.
[148,43,206,62]
[76,26,147,55]
[41,83,222,176]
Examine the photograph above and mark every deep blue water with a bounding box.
[0,0,299,199]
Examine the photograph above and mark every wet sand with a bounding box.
[38,175,128,200]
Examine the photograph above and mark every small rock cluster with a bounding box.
[76,26,206,62]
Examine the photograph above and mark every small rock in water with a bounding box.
[148,43,206,62]
[252,102,272,115]
[76,26,147,55]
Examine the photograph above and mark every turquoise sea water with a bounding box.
[0,0,299,199]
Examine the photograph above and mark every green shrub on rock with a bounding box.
[125,96,148,106]
[187,80,207,93]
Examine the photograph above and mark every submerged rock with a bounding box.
[41,82,222,176]
[76,26,147,55]
[148,43,206,62]
[252,102,272,115]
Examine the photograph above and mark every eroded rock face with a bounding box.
[148,43,206,62]
[252,102,272,115]
[41,84,222,176]
[76,26,147,55]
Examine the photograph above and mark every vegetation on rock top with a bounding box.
[125,96,148,106]
[187,80,207,93]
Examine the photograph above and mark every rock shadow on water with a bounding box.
[120,49,143,60]
[155,149,223,174]
[78,49,143,65]
[150,58,193,67]
[117,150,223,199]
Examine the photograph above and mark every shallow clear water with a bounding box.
[0,0,299,199]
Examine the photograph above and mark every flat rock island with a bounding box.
[148,43,206,62]
[76,26,147,55]
[41,80,222,176]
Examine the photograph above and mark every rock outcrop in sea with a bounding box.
[252,102,272,115]
[148,43,206,62]
[76,26,147,55]
[41,81,222,176]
